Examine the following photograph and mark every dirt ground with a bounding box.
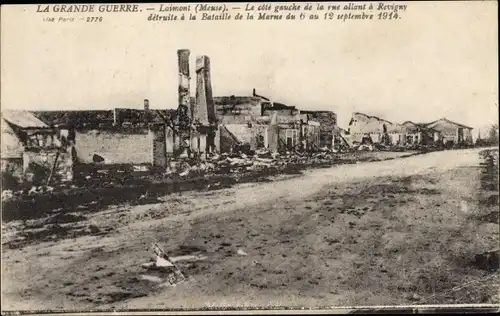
[1,148,498,311]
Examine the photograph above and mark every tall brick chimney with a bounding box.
[144,99,150,124]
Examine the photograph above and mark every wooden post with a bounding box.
[46,150,60,187]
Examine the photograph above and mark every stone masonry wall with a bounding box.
[75,129,153,164]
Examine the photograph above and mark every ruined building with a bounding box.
[175,49,217,158]
[400,121,439,146]
[346,112,401,146]
[423,118,473,146]
[300,110,341,149]
[1,110,74,187]
[32,104,171,168]
[346,112,474,147]
[214,89,323,153]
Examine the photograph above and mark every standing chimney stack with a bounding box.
[195,55,216,126]
[144,99,150,125]
[177,49,192,158]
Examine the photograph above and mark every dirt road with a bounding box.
[2,148,498,310]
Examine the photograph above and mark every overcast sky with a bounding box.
[1,2,498,136]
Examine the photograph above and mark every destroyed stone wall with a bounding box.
[74,129,153,164]
[217,123,272,152]
[1,120,24,159]
[391,133,403,145]
[1,158,24,187]
[23,149,73,185]
[219,125,238,153]
[166,125,177,154]
[222,124,269,149]
[214,96,262,118]
[348,112,401,145]
[278,126,300,151]
[263,109,297,118]
[306,124,321,150]
[300,110,337,133]
[151,125,167,167]
[218,115,258,125]
[267,124,279,152]
[214,127,221,152]
[190,132,208,154]
[24,132,62,148]
[224,124,253,145]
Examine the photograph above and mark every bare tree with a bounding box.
[487,123,499,145]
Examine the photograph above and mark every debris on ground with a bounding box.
[2,147,430,210]
[237,249,248,256]
[141,243,186,287]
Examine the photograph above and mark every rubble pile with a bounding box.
[3,147,413,205]
[166,148,343,180]
[1,185,58,202]
[141,243,186,287]
[1,149,348,202]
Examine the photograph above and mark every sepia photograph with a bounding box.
[1,1,499,314]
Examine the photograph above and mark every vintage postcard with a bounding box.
[1,1,499,314]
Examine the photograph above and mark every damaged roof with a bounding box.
[34,110,115,127]
[2,110,49,129]
[1,119,24,158]
[214,96,262,105]
[300,110,337,132]
[34,109,177,128]
[351,112,393,125]
[424,118,473,130]
[349,112,400,133]
[400,121,440,133]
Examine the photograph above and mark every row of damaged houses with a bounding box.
[344,112,474,148]
[0,89,338,187]
[1,48,475,188]
[215,90,330,153]
[0,104,475,188]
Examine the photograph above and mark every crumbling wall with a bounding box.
[190,132,208,154]
[278,126,300,151]
[463,128,474,144]
[151,125,167,167]
[223,124,254,147]
[267,124,279,152]
[214,96,262,118]
[1,120,24,159]
[390,133,402,145]
[1,158,24,188]
[75,129,153,164]
[252,125,268,149]
[306,124,321,150]
[300,110,337,133]
[23,150,73,185]
[219,125,238,153]
[218,124,271,152]
[25,133,61,148]
[214,127,221,152]
[166,126,176,154]
[348,112,400,145]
